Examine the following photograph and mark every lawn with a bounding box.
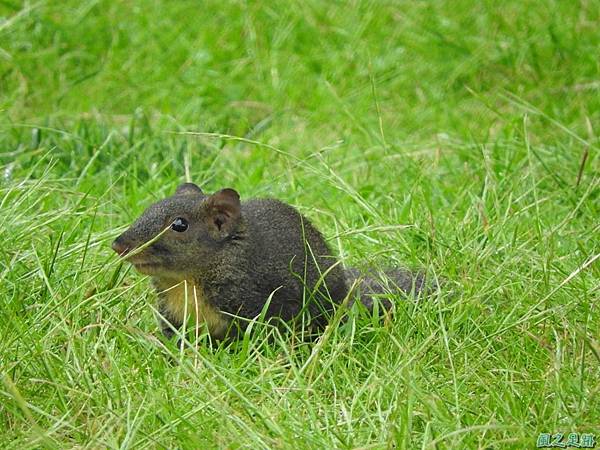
[1,1,598,448]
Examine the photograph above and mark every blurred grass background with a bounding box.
[0,0,599,448]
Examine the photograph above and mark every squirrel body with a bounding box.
[112,183,427,340]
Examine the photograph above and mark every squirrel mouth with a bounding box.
[131,261,159,274]
[125,256,159,274]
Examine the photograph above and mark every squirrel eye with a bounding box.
[171,217,188,232]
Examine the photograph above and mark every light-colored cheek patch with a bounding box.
[162,280,229,338]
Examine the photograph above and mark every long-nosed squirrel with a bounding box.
[112,183,430,341]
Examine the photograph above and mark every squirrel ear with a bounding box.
[175,183,203,196]
[204,188,241,235]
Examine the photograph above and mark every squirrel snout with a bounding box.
[111,238,130,256]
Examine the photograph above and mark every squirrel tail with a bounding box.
[344,267,432,312]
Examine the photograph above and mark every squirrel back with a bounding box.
[112,183,429,341]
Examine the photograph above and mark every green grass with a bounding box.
[1,0,599,448]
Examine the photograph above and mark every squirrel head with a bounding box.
[112,183,242,280]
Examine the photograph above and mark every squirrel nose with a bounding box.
[112,238,130,256]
